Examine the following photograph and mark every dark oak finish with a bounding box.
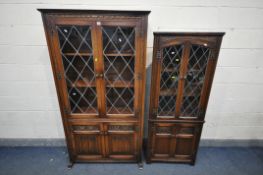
[38,9,150,165]
[147,32,224,164]
[148,122,203,163]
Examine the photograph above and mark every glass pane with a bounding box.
[57,25,98,114]
[158,45,184,117]
[102,26,135,114]
[180,45,210,117]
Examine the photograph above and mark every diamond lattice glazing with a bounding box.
[57,26,98,114]
[158,45,183,116]
[102,26,135,114]
[180,45,210,117]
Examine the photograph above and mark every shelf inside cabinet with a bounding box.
[63,52,93,56]
[106,107,133,114]
[73,106,98,114]
[68,79,134,88]
[162,67,178,73]
[157,111,175,117]
[69,79,96,87]
[159,89,177,96]
[160,85,201,97]
[104,53,135,57]
[106,80,134,88]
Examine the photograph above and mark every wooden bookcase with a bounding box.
[38,9,150,167]
[146,32,224,164]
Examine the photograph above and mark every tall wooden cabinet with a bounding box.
[147,32,224,164]
[39,9,150,167]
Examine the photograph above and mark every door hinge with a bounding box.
[209,49,217,60]
[54,58,58,70]
[198,109,205,118]
[152,108,158,116]
[135,111,139,117]
[135,126,140,132]
[195,127,201,134]
[50,27,54,36]
[64,108,70,114]
[151,125,156,132]
[135,73,142,80]
[57,72,62,80]
[156,50,161,62]
[140,30,144,37]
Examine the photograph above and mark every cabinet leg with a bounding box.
[190,159,196,166]
[145,158,151,164]
[145,150,151,164]
[67,161,74,169]
[137,149,144,170]
[137,162,143,170]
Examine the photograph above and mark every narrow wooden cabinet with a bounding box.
[147,32,224,164]
[38,9,150,166]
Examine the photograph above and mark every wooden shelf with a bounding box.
[188,69,202,73]
[63,52,93,56]
[162,67,178,73]
[73,106,98,114]
[157,112,175,117]
[185,82,203,87]
[159,89,177,96]
[161,68,203,75]
[159,87,198,97]
[104,53,135,57]
[69,80,134,88]
[106,80,134,88]
[74,107,134,115]
[106,107,133,114]
[69,79,96,87]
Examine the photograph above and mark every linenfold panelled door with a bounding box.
[39,9,149,166]
[147,33,224,164]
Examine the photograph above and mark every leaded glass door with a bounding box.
[157,44,184,118]
[53,20,101,118]
[154,41,213,120]
[179,44,211,119]
[97,21,140,118]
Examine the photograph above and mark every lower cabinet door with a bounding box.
[150,123,176,159]
[149,122,202,163]
[104,123,138,160]
[71,123,104,161]
[174,124,200,161]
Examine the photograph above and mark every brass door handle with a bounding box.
[95,73,104,78]
[101,131,107,135]
[179,75,187,80]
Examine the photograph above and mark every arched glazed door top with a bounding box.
[154,37,218,120]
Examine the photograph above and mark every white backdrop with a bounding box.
[0,0,263,140]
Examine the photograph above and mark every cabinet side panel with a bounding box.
[40,13,75,162]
